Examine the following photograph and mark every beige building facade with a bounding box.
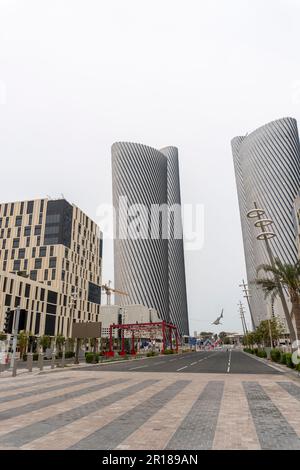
[0,198,103,337]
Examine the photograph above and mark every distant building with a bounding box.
[0,198,103,337]
[99,304,160,338]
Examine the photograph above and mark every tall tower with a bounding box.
[111,142,189,336]
[232,117,300,327]
[160,146,189,336]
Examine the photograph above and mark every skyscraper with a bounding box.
[232,117,300,327]
[112,142,189,336]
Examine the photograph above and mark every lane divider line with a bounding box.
[227,350,232,373]
[128,365,148,371]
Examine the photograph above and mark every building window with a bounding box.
[50,246,54,256]
[51,269,56,280]
[32,247,36,257]
[25,284,30,298]
[34,225,41,236]
[27,201,34,214]
[30,270,37,281]
[12,238,20,248]
[24,226,31,237]
[4,294,12,306]
[49,257,56,268]
[34,258,42,269]
[26,237,30,247]
[13,260,21,271]
[44,269,48,280]
[15,216,22,227]
[39,246,47,257]
[24,259,28,270]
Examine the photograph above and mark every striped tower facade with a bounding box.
[160,146,189,336]
[111,142,189,336]
[232,117,300,328]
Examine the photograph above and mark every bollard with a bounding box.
[38,353,44,371]
[51,352,56,370]
[12,359,18,377]
[27,353,33,372]
[61,350,65,368]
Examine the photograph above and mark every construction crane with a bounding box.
[101,280,129,306]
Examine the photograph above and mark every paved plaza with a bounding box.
[0,351,300,450]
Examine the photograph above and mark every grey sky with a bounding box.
[1,0,300,334]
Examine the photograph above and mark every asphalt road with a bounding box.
[77,349,283,374]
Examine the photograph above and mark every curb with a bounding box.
[0,352,181,378]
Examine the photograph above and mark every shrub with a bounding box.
[281,353,287,365]
[85,353,99,364]
[146,351,157,357]
[163,349,175,355]
[65,351,75,359]
[257,350,267,358]
[285,353,294,369]
[270,349,281,363]
[244,348,254,354]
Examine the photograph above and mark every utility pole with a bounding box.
[239,279,255,330]
[238,301,248,336]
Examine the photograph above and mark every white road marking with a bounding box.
[227,350,232,373]
[128,365,148,371]
[177,366,188,371]
[190,362,197,366]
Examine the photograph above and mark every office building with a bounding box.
[0,198,103,337]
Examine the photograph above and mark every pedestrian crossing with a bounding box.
[1,370,300,450]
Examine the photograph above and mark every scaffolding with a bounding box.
[106,321,179,356]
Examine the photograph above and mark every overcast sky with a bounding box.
[1,0,300,334]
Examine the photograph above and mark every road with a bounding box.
[78,349,282,374]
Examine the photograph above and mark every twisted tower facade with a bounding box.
[232,117,300,327]
[112,142,189,336]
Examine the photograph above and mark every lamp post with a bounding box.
[246,202,296,346]
[68,290,78,340]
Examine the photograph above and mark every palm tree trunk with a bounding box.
[291,300,300,347]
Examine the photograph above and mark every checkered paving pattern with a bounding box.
[1,370,300,450]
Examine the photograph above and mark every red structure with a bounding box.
[106,321,179,357]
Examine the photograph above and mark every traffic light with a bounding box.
[3,309,12,334]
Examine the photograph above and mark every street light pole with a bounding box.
[10,306,20,373]
[247,202,296,346]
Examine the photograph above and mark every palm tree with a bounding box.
[255,258,300,347]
